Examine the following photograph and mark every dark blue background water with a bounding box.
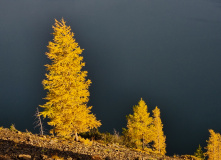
[0,0,221,155]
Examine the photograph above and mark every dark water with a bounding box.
[0,0,221,155]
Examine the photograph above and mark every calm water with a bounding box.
[0,0,221,155]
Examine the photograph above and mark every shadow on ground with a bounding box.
[0,139,95,160]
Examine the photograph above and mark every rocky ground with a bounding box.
[0,128,197,160]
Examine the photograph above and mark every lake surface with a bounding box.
[0,0,221,155]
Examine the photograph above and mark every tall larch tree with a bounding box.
[206,129,220,160]
[152,106,166,155]
[125,98,153,150]
[40,19,101,140]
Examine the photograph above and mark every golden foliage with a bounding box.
[78,136,93,146]
[124,99,166,154]
[152,106,166,155]
[10,124,18,132]
[40,18,101,138]
[125,98,153,149]
[51,154,64,160]
[206,129,221,160]
[194,144,205,159]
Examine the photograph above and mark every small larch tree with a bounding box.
[206,129,220,160]
[40,19,101,140]
[125,98,153,150]
[194,144,205,160]
[152,106,166,155]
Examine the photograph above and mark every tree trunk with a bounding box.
[142,134,144,150]
[75,132,79,141]
[52,128,55,137]
[37,108,44,136]
[158,135,160,153]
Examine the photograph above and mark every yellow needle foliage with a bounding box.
[152,106,166,155]
[206,129,221,160]
[125,98,153,150]
[40,19,101,139]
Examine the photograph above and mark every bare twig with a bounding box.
[34,107,44,135]
[113,129,120,143]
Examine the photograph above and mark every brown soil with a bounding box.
[0,128,195,160]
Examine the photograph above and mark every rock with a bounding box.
[49,139,56,145]
[18,154,31,160]
[41,154,48,160]
[92,154,102,160]
[5,148,10,153]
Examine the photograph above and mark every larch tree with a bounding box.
[40,19,101,140]
[206,129,220,160]
[218,133,221,160]
[194,144,205,159]
[152,106,166,155]
[125,98,153,150]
